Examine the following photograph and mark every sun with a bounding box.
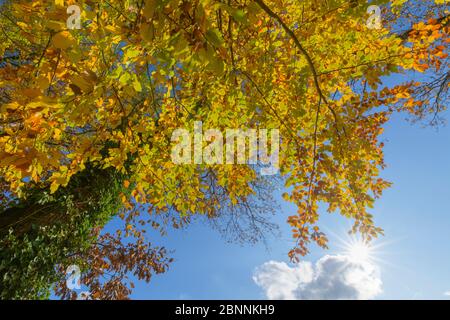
[324,227,391,267]
[337,235,380,264]
[346,240,373,263]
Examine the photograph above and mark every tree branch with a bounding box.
[254,0,327,104]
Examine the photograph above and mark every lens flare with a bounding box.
[346,240,372,263]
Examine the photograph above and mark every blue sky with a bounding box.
[117,110,450,300]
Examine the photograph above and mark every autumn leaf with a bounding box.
[52,31,76,49]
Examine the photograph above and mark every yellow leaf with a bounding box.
[36,77,50,90]
[50,181,59,194]
[143,0,156,19]
[70,74,93,92]
[140,23,154,42]
[53,128,62,140]
[133,79,142,92]
[47,20,65,31]
[52,31,75,49]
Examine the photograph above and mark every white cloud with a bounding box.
[444,291,450,297]
[253,255,382,300]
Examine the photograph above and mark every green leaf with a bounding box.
[205,29,224,48]
[133,78,142,92]
[231,9,246,24]
[119,73,131,85]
